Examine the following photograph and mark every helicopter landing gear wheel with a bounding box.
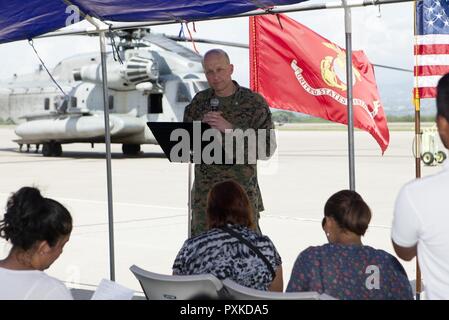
[422,152,434,165]
[52,143,62,157]
[435,151,447,164]
[42,142,63,157]
[122,144,141,156]
[42,143,51,157]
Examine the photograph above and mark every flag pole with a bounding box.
[342,0,356,191]
[413,0,422,300]
[413,96,422,300]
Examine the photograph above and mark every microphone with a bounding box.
[210,98,219,111]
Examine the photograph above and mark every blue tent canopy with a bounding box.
[0,0,306,44]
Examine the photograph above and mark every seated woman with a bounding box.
[0,187,73,299]
[173,179,283,291]
[286,190,413,300]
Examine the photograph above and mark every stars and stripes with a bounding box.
[415,0,449,98]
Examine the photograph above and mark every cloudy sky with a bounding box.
[0,1,420,113]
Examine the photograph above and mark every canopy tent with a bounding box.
[1,0,315,282]
[0,0,418,290]
[0,0,303,44]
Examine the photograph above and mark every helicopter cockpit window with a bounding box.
[44,98,50,110]
[108,96,114,110]
[176,82,191,103]
[53,95,69,112]
[184,74,199,79]
[59,99,68,112]
[193,81,209,93]
[71,96,77,108]
[148,94,163,114]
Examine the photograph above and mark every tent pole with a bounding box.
[86,16,116,282]
[342,0,356,191]
[99,30,116,282]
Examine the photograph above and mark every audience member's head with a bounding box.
[322,190,371,243]
[0,187,72,271]
[436,73,449,149]
[206,180,255,230]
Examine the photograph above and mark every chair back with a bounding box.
[222,278,336,300]
[130,265,224,300]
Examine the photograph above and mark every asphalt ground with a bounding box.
[0,124,444,294]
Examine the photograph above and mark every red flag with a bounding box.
[250,14,389,153]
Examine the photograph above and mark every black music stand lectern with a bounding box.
[147,121,218,164]
[147,121,214,238]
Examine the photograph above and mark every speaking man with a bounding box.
[184,49,276,237]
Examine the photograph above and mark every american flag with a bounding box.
[415,0,449,98]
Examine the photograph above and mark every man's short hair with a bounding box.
[202,49,230,66]
[436,73,449,122]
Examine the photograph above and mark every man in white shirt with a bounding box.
[391,73,449,300]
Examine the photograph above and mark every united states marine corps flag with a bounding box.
[250,14,389,153]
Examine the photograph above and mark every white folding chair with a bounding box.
[129,265,225,300]
[222,278,336,300]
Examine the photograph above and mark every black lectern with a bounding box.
[147,121,224,164]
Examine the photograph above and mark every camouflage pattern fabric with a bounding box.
[184,82,276,237]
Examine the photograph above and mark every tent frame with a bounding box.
[35,0,418,295]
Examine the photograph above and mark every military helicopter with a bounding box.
[0,26,414,158]
[0,28,210,156]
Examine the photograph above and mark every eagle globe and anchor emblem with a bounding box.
[320,42,361,91]
[290,42,381,119]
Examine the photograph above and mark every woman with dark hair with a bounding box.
[173,180,283,291]
[0,187,73,299]
[286,190,413,300]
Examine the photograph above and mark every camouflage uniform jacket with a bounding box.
[183,81,276,236]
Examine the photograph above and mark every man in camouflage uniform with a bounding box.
[184,49,276,237]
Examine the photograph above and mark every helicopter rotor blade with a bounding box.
[35,28,412,74]
[164,35,249,49]
[141,33,202,62]
[165,35,413,73]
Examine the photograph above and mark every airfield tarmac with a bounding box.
[0,123,443,295]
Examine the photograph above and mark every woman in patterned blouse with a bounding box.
[173,179,283,292]
[286,190,413,300]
